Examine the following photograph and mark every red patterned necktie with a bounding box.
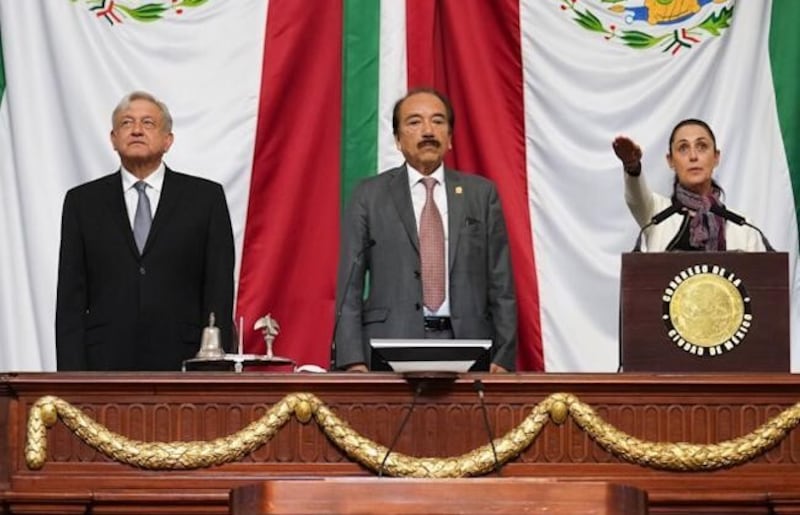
[419,177,445,311]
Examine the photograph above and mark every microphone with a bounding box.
[378,381,424,476]
[330,238,376,370]
[473,379,501,475]
[710,204,775,252]
[632,203,683,252]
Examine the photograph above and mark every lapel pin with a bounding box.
[455,186,463,195]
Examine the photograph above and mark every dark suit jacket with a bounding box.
[56,167,234,371]
[334,165,517,370]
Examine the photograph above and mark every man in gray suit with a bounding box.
[333,88,517,373]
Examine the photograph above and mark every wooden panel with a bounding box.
[2,372,800,514]
[0,380,11,491]
[230,478,647,514]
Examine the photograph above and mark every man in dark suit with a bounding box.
[56,91,234,371]
[334,88,517,372]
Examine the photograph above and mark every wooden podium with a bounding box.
[620,252,789,372]
[230,478,647,514]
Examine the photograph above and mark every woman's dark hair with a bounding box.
[668,118,723,195]
[668,118,716,156]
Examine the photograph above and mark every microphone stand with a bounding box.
[632,203,682,252]
[330,239,376,370]
[710,204,776,252]
[473,379,501,475]
[745,222,775,252]
[378,381,424,477]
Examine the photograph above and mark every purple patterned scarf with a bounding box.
[674,184,726,251]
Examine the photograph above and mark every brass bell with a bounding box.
[195,313,225,359]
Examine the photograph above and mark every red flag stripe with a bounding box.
[405,0,543,370]
[237,0,343,367]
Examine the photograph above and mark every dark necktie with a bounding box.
[419,177,445,311]
[133,181,152,253]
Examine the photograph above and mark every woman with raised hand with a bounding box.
[613,118,764,252]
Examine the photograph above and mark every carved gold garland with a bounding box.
[26,393,800,476]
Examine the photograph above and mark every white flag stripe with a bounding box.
[522,0,800,371]
[378,0,407,173]
[0,97,46,370]
[0,1,268,370]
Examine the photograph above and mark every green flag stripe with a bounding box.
[341,0,381,207]
[769,0,800,240]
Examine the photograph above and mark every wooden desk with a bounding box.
[230,478,647,514]
[2,372,800,514]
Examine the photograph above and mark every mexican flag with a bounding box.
[0,0,797,372]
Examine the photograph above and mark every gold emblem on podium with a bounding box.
[662,264,752,357]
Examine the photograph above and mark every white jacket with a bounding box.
[624,173,764,252]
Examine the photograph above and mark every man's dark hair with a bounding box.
[392,87,455,135]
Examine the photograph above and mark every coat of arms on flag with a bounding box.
[556,0,734,54]
[74,0,210,25]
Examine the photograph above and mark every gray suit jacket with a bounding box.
[334,165,517,370]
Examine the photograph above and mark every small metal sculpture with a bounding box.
[254,314,280,359]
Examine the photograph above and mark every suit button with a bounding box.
[139,266,146,275]
[415,303,421,311]
[414,270,421,279]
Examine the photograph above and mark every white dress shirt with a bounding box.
[121,163,166,228]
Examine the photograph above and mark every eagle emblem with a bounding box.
[72,0,209,25]
[556,0,734,55]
